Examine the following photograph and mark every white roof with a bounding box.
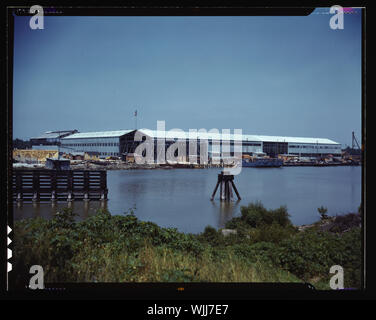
[61,128,339,145]
[62,130,133,139]
[137,129,245,141]
[31,130,77,140]
[251,135,338,145]
[138,129,339,145]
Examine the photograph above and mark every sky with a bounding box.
[12,8,362,146]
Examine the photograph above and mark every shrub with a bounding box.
[224,217,249,236]
[274,227,361,288]
[227,202,292,229]
[331,213,361,232]
[231,242,280,269]
[248,223,297,244]
[198,226,224,246]
[240,202,270,227]
[12,203,361,288]
[269,207,292,227]
[51,207,77,229]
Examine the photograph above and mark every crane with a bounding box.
[352,131,361,150]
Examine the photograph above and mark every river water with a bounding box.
[13,166,362,234]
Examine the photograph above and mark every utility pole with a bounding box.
[134,110,138,130]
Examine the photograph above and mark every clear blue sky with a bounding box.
[13,8,362,146]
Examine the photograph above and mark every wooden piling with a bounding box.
[83,170,90,201]
[230,180,241,200]
[210,180,220,201]
[67,170,74,202]
[211,171,241,201]
[16,171,22,202]
[51,171,57,202]
[32,171,40,202]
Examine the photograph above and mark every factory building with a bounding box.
[58,129,342,161]
[31,130,78,150]
[60,130,133,157]
[253,135,342,158]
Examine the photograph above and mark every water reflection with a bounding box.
[14,200,108,221]
[211,200,241,228]
[13,166,362,234]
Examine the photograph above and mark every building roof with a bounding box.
[137,129,340,145]
[137,129,245,141]
[62,130,134,139]
[252,135,339,145]
[60,128,339,145]
[31,130,78,140]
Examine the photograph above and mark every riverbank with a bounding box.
[283,162,360,167]
[13,161,168,170]
[13,160,219,170]
[13,160,360,170]
[13,202,361,289]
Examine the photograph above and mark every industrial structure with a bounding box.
[31,130,78,150]
[54,129,342,161]
[60,130,133,158]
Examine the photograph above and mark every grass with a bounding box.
[72,243,300,283]
[12,202,361,289]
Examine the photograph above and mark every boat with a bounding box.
[242,157,283,168]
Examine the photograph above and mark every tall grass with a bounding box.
[70,242,300,283]
[13,202,361,288]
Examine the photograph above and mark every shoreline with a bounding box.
[12,199,359,233]
[13,161,361,171]
[12,204,361,287]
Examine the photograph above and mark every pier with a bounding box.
[13,170,108,202]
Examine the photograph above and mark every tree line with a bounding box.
[13,138,32,149]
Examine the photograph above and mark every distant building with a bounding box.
[60,130,132,158]
[31,145,59,151]
[31,130,78,149]
[58,129,342,160]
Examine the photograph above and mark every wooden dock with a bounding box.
[13,170,108,202]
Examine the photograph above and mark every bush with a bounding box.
[51,207,78,229]
[227,202,292,229]
[198,226,224,246]
[248,223,298,244]
[331,213,361,232]
[12,203,361,288]
[232,242,279,265]
[13,209,82,283]
[269,207,292,227]
[240,202,270,227]
[224,218,249,239]
[274,227,361,288]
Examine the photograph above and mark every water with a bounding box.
[13,166,362,234]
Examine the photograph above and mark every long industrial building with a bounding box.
[30,130,78,150]
[53,129,342,160]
